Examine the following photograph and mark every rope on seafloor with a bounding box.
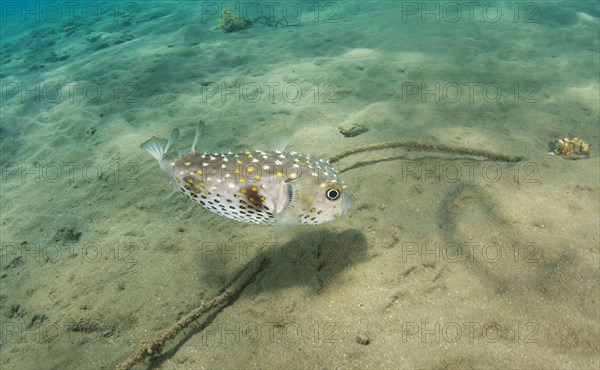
[328,140,525,164]
[118,256,267,370]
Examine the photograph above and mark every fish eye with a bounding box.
[325,186,341,201]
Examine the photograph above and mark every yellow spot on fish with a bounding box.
[254,175,260,180]
[277,172,283,177]
[241,189,247,194]
[187,178,194,184]
[247,167,254,173]
[240,177,246,183]
[260,196,265,201]
[199,181,205,187]
[197,170,203,175]
[236,160,242,165]
[205,190,210,195]
[251,186,257,192]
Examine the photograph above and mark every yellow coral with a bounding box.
[554,137,590,158]
[218,9,251,33]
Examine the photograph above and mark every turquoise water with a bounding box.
[1,1,598,368]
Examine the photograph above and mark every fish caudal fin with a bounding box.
[140,137,168,161]
[140,128,180,161]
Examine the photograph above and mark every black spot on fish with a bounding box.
[242,185,265,208]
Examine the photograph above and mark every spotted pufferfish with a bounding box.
[141,122,351,225]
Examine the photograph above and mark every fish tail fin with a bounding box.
[140,137,168,161]
[140,128,180,161]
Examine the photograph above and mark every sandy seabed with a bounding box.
[0,1,598,368]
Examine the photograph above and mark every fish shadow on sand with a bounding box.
[146,228,367,368]
[197,227,369,294]
[255,228,369,293]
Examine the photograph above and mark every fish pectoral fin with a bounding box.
[273,183,297,225]
[274,206,299,239]
[160,190,179,203]
[274,222,298,240]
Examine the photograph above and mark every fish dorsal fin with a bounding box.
[164,129,180,155]
[192,120,206,152]
[268,136,289,152]
[176,148,190,157]
[174,122,205,156]
[267,127,294,152]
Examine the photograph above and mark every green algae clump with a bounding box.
[219,9,251,33]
